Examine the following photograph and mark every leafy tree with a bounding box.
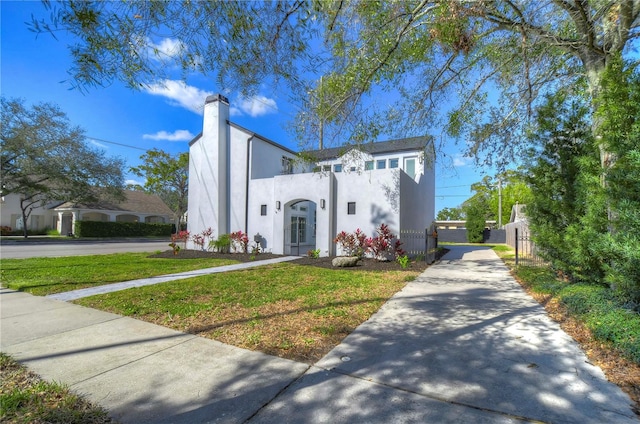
[488,170,533,227]
[463,195,490,243]
[130,149,189,229]
[524,91,604,281]
[457,172,532,228]
[1,97,125,237]
[30,1,639,167]
[525,57,640,305]
[595,55,640,302]
[436,207,464,221]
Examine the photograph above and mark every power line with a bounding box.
[436,184,471,189]
[86,136,147,152]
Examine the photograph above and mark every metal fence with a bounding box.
[399,225,438,264]
[514,227,545,267]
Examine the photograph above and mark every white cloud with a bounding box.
[147,37,184,60]
[87,139,108,149]
[236,95,278,117]
[143,79,213,114]
[143,130,195,142]
[453,155,470,167]
[125,179,145,187]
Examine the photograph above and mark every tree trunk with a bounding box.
[19,199,31,239]
[584,55,616,227]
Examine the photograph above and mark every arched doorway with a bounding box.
[283,200,317,255]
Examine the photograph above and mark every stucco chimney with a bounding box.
[200,94,231,235]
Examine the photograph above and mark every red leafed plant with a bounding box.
[334,228,368,257]
[230,230,250,253]
[169,230,190,255]
[366,224,405,261]
[334,225,403,261]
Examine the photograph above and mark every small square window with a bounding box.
[347,202,356,215]
[364,161,374,170]
[389,158,399,168]
[261,205,267,216]
[350,166,356,172]
[377,159,386,169]
[334,164,342,172]
[323,165,331,172]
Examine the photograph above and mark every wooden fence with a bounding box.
[399,225,438,264]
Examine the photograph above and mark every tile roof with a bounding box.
[54,190,173,216]
[303,136,433,161]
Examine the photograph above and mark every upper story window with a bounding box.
[364,161,374,171]
[322,165,331,172]
[334,164,342,172]
[281,157,293,175]
[404,157,417,179]
[389,158,399,168]
[377,159,386,169]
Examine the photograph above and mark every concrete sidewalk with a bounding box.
[1,246,638,423]
[47,255,302,301]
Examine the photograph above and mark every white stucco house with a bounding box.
[187,94,435,257]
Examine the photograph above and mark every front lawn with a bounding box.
[75,261,420,363]
[0,253,239,296]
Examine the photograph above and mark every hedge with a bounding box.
[74,221,173,238]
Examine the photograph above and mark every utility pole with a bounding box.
[319,75,324,150]
[498,177,502,228]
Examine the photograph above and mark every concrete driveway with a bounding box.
[251,245,638,423]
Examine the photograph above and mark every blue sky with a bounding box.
[1,1,489,215]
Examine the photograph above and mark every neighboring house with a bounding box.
[505,203,529,249]
[1,190,174,235]
[187,94,435,257]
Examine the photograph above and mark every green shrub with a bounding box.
[558,283,640,363]
[560,284,610,315]
[212,233,231,253]
[515,266,564,295]
[74,221,172,237]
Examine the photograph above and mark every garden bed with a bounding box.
[149,249,449,272]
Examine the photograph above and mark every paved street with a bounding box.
[0,239,172,259]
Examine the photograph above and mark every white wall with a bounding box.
[228,125,251,234]
[250,137,297,179]
[273,172,335,256]
[0,194,57,231]
[187,96,230,243]
[399,159,435,231]
[246,177,275,251]
[333,169,400,255]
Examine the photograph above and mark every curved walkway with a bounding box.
[1,246,637,423]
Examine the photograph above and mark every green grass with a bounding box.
[0,353,115,424]
[74,262,417,362]
[0,253,239,296]
[75,262,410,320]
